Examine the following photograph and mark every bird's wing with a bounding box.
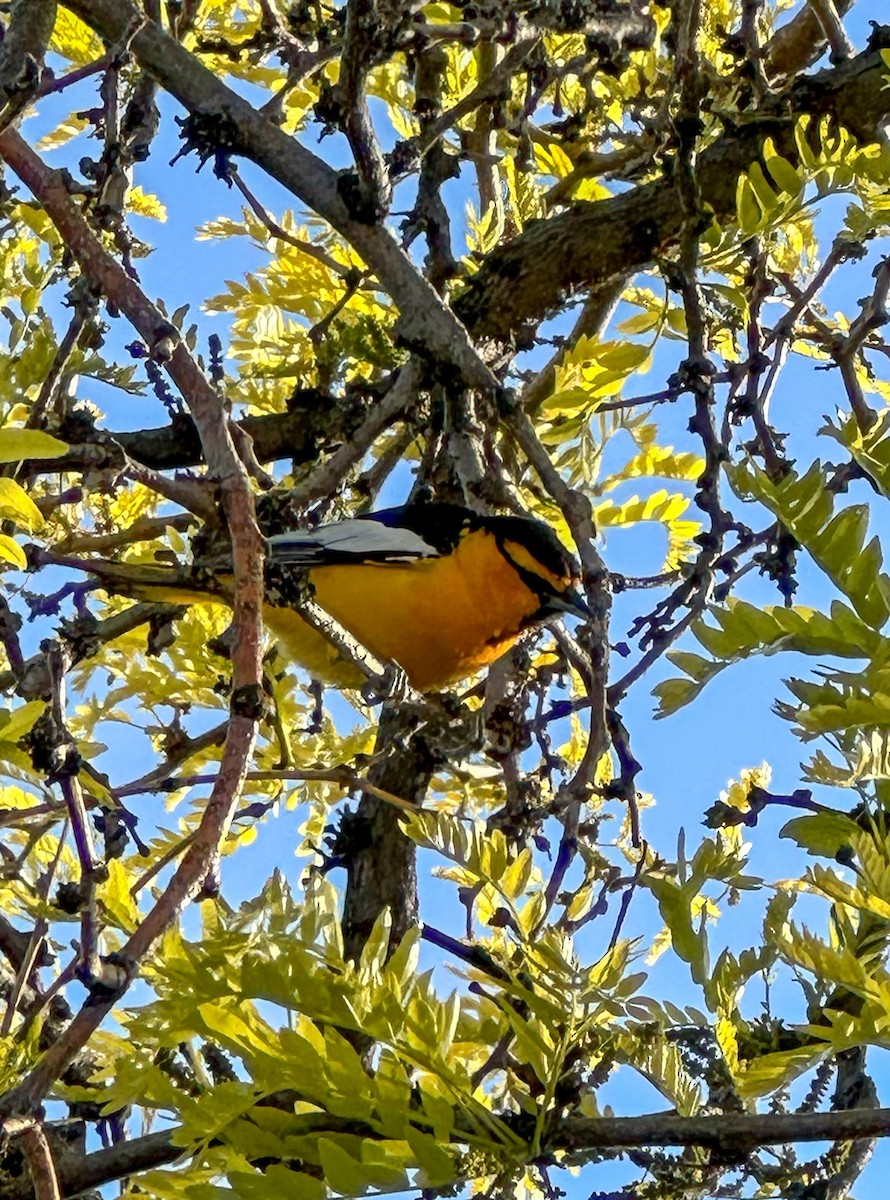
[266,518,441,566]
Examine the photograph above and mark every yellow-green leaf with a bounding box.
[0,535,26,569]
[0,429,69,463]
[0,478,44,531]
[0,700,46,743]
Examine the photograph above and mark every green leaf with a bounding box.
[653,676,703,717]
[231,1166,326,1200]
[404,1127,457,1187]
[0,535,26,569]
[0,429,68,462]
[736,1047,826,1100]
[806,862,890,921]
[730,462,890,630]
[0,700,46,742]
[617,310,661,334]
[318,1138,370,1195]
[747,161,781,218]
[736,175,763,235]
[0,478,44,531]
[764,147,804,198]
[97,859,140,933]
[667,650,723,684]
[540,387,593,417]
[780,812,862,858]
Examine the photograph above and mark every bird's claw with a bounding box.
[361,663,411,705]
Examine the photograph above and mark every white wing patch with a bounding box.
[267,519,440,565]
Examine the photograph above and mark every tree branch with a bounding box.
[20,1124,60,1200]
[19,390,389,476]
[0,0,56,131]
[806,0,855,64]
[0,128,265,1121]
[61,0,498,394]
[49,1128,182,1199]
[764,0,855,79]
[456,33,890,338]
[553,1106,890,1153]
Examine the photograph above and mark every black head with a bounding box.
[487,514,591,620]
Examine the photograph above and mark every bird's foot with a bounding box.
[361,663,412,706]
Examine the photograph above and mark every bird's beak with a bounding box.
[543,585,593,621]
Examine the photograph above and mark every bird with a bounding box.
[261,502,591,691]
[68,501,591,692]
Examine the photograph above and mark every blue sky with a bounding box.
[16,2,890,1195]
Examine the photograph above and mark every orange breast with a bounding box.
[307,528,543,691]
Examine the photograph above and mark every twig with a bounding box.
[741,245,786,477]
[256,0,299,50]
[122,457,218,522]
[420,925,511,984]
[229,168,359,279]
[129,830,197,897]
[45,643,107,985]
[25,302,92,431]
[0,819,68,1038]
[554,1106,890,1152]
[541,796,581,925]
[607,853,646,953]
[595,382,690,413]
[36,52,117,97]
[111,720,229,801]
[611,571,680,591]
[610,602,699,705]
[504,405,611,798]
[57,513,196,555]
[411,37,540,161]
[408,41,458,292]
[123,763,358,796]
[286,360,421,509]
[766,239,849,348]
[831,257,890,434]
[258,43,342,119]
[331,0,391,217]
[605,703,643,849]
[520,280,629,414]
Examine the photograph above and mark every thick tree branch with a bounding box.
[553,1106,890,1153]
[0,0,56,129]
[20,391,389,476]
[806,0,855,64]
[62,1,881,363]
[456,33,890,338]
[0,601,180,701]
[39,1128,182,1200]
[10,1099,890,1200]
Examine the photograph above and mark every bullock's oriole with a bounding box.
[263,502,590,691]
[73,502,590,692]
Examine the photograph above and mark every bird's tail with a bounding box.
[41,550,225,608]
